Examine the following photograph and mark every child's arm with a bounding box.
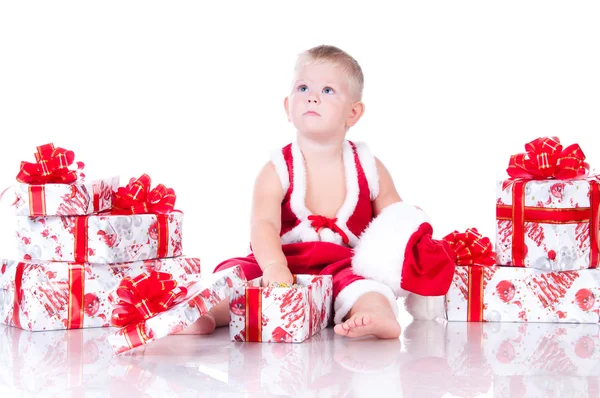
[250,162,294,286]
[372,157,402,216]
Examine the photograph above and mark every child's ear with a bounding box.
[284,97,291,122]
[346,101,365,128]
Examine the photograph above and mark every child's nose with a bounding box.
[307,96,320,104]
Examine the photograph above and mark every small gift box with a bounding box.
[228,275,333,343]
[8,143,118,216]
[108,266,245,354]
[495,136,600,271]
[15,174,183,263]
[0,257,201,331]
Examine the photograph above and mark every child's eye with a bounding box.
[298,85,308,92]
[323,87,335,94]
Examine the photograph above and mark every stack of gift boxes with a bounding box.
[445,136,600,324]
[0,143,205,332]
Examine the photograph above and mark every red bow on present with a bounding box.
[112,174,176,215]
[110,271,188,328]
[443,228,496,266]
[16,143,85,184]
[506,136,589,180]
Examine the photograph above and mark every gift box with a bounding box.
[445,322,600,377]
[0,325,114,395]
[15,211,183,263]
[0,256,201,331]
[10,176,119,217]
[495,136,600,271]
[108,265,245,355]
[445,265,600,323]
[228,274,333,343]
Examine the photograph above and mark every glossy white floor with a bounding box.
[1,305,600,398]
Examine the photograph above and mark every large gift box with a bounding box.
[228,274,333,343]
[15,211,183,263]
[445,265,600,323]
[0,257,201,331]
[108,266,245,354]
[495,137,600,271]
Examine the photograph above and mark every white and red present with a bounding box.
[0,256,201,331]
[108,266,245,355]
[228,275,333,343]
[496,178,600,271]
[446,265,600,323]
[10,176,119,217]
[15,212,183,263]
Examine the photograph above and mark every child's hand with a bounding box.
[262,263,294,287]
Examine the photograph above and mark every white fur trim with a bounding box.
[354,141,379,200]
[404,293,446,321]
[269,149,289,193]
[283,140,360,247]
[333,279,399,324]
[351,202,430,296]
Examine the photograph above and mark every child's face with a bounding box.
[285,62,362,139]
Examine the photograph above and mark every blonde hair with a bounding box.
[295,45,364,101]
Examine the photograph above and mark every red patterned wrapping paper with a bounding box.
[108,266,245,355]
[228,275,333,343]
[0,257,201,331]
[15,212,183,263]
[445,265,600,323]
[10,177,119,217]
[495,136,600,271]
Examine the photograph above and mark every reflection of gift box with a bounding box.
[493,375,600,398]
[0,325,114,395]
[445,322,600,377]
[11,176,119,217]
[228,275,333,343]
[15,212,183,263]
[109,266,245,355]
[0,257,201,331]
[228,331,334,395]
[446,265,600,323]
[495,137,600,271]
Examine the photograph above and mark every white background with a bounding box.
[1,1,599,274]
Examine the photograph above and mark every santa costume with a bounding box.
[214,140,455,323]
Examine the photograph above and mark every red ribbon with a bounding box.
[307,215,350,245]
[443,228,496,267]
[112,174,176,215]
[16,143,84,185]
[443,228,495,322]
[110,271,187,329]
[245,287,262,342]
[506,136,589,180]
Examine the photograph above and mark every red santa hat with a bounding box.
[351,201,455,298]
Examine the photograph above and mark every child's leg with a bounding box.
[333,291,401,339]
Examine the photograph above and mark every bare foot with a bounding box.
[333,312,401,339]
[176,312,216,335]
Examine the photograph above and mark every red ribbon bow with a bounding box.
[110,271,188,328]
[443,228,496,266]
[16,143,85,184]
[506,136,589,180]
[307,215,350,245]
[112,174,176,215]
